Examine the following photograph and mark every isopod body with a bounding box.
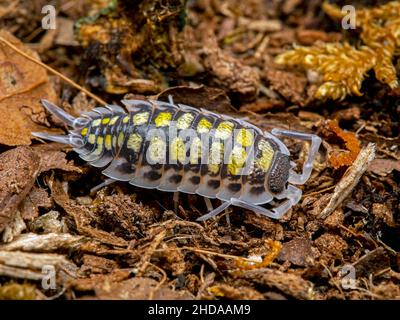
[33,98,321,221]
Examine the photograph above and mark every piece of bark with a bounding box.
[0,146,40,234]
[277,238,314,267]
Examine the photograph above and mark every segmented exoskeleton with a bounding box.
[32,98,321,221]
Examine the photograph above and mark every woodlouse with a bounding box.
[32,98,321,221]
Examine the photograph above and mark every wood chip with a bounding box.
[319,143,376,219]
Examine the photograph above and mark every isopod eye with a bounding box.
[267,153,291,194]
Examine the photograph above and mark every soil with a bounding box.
[0,0,399,300]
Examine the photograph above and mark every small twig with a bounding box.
[338,224,377,248]
[156,246,262,264]
[0,35,107,106]
[320,262,345,298]
[319,143,376,219]
[137,230,166,276]
[304,185,335,197]
[199,264,205,284]
[148,262,167,301]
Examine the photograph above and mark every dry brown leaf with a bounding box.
[20,186,52,221]
[67,269,131,292]
[80,255,118,274]
[50,179,128,247]
[238,268,315,300]
[0,30,57,146]
[277,238,314,267]
[202,31,260,100]
[368,158,400,176]
[30,143,81,174]
[352,247,390,278]
[0,146,40,234]
[264,69,308,106]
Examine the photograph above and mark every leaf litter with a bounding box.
[0,0,399,300]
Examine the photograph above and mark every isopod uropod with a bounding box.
[32,97,321,221]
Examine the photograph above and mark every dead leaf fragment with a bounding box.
[238,268,314,300]
[277,238,314,267]
[50,179,128,247]
[264,69,308,106]
[372,203,395,227]
[81,255,118,275]
[368,158,400,176]
[21,186,52,221]
[0,146,40,234]
[202,32,260,99]
[0,30,57,146]
[352,247,390,278]
[314,233,348,263]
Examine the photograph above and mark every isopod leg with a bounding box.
[204,197,213,212]
[230,185,302,220]
[90,178,116,194]
[271,128,321,185]
[196,201,232,221]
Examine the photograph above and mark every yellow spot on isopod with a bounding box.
[88,134,96,144]
[92,119,101,127]
[236,128,253,147]
[81,127,88,136]
[148,135,166,163]
[197,118,212,133]
[102,118,110,124]
[176,113,194,130]
[110,116,119,125]
[122,116,130,124]
[127,133,143,152]
[117,132,125,147]
[105,135,112,150]
[133,112,149,126]
[189,137,202,164]
[208,142,224,174]
[112,136,117,148]
[170,137,186,163]
[92,136,104,155]
[227,146,247,175]
[155,112,172,127]
[256,140,274,171]
[215,121,234,140]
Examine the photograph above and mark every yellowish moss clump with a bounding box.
[0,282,37,300]
[276,1,400,100]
